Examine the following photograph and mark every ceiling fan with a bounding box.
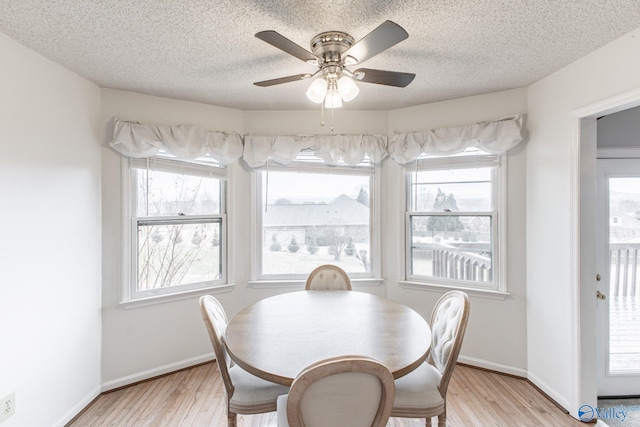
[253,20,415,108]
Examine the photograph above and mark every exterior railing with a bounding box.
[412,242,492,283]
[413,242,640,293]
[610,243,640,297]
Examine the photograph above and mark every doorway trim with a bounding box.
[570,87,640,418]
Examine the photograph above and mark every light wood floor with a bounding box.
[68,362,586,427]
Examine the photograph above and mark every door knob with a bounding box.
[596,290,606,300]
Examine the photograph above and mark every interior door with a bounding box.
[596,159,640,396]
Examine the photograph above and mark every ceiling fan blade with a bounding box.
[253,73,313,87]
[353,68,415,87]
[344,21,409,64]
[255,31,320,63]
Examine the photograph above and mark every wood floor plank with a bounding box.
[68,362,586,427]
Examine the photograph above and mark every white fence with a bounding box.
[610,243,640,297]
[412,243,492,283]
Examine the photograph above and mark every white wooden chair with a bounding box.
[199,295,289,427]
[305,264,352,290]
[390,291,470,427]
[277,355,395,427]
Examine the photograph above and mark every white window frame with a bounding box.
[403,153,507,293]
[121,156,228,305]
[251,157,381,282]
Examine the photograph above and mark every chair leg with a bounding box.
[227,412,237,427]
[437,412,446,427]
[425,416,432,427]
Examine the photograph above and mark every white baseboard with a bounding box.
[457,355,528,378]
[527,371,570,411]
[101,353,215,392]
[54,385,101,427]
[459,356,572,414]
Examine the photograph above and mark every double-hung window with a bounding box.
[255,152,376,280]
[125,156,227,302]
[405,151,505,291]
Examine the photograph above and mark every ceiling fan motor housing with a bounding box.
[310,31,355,68]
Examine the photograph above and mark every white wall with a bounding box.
[526,26,640,414]
[100,90,246,387]
[244,110,388,135]
[386,88,529,375]
[0,32,102,427]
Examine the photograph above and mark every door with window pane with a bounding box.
[596,159,640,396]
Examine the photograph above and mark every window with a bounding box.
[406,153,504,290]
[125,157,226,301]
[255,155,375,279]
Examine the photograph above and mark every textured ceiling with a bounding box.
[1,1,639,111]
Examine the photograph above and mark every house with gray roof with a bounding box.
[263,194,369,248]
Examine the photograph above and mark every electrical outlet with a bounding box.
[0,392,15,423]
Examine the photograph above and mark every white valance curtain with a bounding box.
[109,114,524,166]
[242,134,388,167]
[110,118,244,164]
[388,115,523,164]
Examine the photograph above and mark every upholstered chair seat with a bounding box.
[228,365,289,412]
[390,362,444,416]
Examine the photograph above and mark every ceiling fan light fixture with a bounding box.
[324,86,343,108]
[306,77,328,103]
[337,75,359,102]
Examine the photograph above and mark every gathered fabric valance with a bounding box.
[388,115,524,164]
[110,118,244,164]
[242,134,388,167]
[108,114,524,167]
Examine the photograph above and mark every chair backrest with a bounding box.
[429,291,470,397]
[199,295,234,400]
[305,264,352,290]
[285,355,394,427]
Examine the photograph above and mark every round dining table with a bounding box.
[224,290,431,386]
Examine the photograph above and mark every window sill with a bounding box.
[119,283,236,309]
[398,280,509,300]
[248,278,384,289]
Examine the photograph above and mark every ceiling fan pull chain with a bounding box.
[264,160,270,212]
[331,105,335,132]
[320,100,325,128]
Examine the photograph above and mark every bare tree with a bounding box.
[324,227,347,261]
